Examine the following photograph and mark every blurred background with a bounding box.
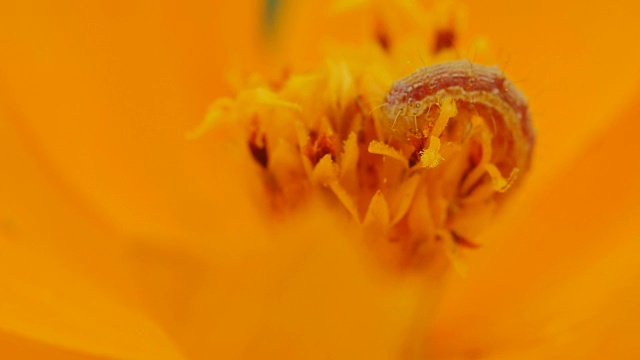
[1,0,640,359]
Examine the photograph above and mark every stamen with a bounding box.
[460,116,493,194]
[312,154,360,222]
[185,97,234,140]
[254,87,302,112]
[430,97,457,137]
[368,140,409,168]
[419,136,444,168]
[484,164,519,192]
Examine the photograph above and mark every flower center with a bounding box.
[195,60,534,271]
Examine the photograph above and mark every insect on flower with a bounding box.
[383,60,533,146]
[365,60,535,265]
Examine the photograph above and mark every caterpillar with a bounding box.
[383,60,535,149]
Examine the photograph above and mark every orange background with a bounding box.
[1,0,640,358]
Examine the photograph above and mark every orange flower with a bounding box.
[1,0,639,359]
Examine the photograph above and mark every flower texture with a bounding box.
[1,0,640,359]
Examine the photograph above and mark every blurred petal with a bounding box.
[0,240,184,359]
[0,1,261,236]
[0,97,183,358]
[0,330,100,360]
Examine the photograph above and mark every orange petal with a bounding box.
[0,330,101,360]
[0,1,261,236]
[0,94,184,358]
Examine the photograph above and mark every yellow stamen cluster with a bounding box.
[192,3,533,272]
